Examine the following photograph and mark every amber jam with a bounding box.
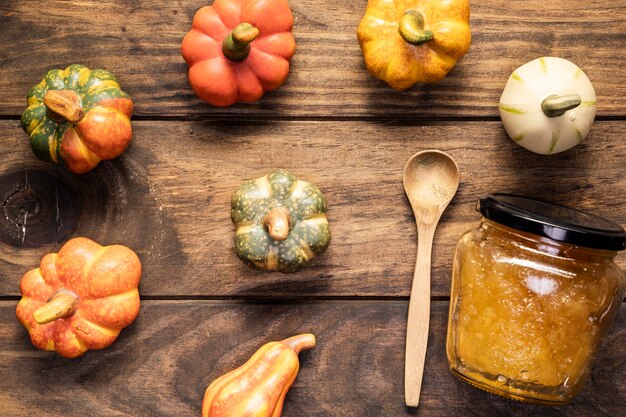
[446,194,625,405]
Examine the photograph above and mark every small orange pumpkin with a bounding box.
[202,334,316,417]
[181,0,296,107]
[16,237,141,358]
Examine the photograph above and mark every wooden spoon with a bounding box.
[402,150,460,407]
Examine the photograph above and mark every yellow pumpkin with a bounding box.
[357,0,471,90]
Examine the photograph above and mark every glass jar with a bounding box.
[446,194,626,405]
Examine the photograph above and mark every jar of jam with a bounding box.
[446,194,625,405]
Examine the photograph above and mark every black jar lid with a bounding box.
[477,194,626,251]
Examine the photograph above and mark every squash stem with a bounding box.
[43,90,84,124]
[282,334,316,354]
[264,207,291,241]
[33,289,80,325]
[542,94,582,117]
[222,23,260,61]
[399,10,434,45]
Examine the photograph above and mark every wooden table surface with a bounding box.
[1,1,624,416]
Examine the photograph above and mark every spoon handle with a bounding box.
[405,224,435,407]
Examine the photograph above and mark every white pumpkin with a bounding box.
[499,57,597,155]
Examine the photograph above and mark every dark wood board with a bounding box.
[0,300,624,416]
[0,0,625,119]
[0,0,625,416]
[1,120,624,297]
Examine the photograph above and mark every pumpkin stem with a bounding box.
[399,10,434,46]
[541,94,582,118]
[282,334,316,354]
[264,207,291,241]
[222,23,260,61]
[43,90,84,124]
[33,289,80,325]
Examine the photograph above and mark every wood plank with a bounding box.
[1,120,624,297]
[1,0,625,118]
[0,300,624,416]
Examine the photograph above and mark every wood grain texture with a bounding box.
[1,120,624,297]
[405,223,435,407]
[0,0,625,118]
[0,300,624,416]
[1,1,624,416]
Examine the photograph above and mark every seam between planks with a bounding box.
[0,294,441,302]
[0,295,624,303]
[1,114,626,123]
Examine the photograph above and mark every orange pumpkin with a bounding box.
[16,237,141,358]
[181,0,296,107]
[202,334,316,417]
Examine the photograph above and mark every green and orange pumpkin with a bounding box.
[231,170,331,273]
[21,64,133,173]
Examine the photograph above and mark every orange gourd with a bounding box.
[181,0,296,107]
[16,237,141,358]
[202,334,316,417]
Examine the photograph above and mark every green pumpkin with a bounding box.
[231,170,331,273]
[21,64,133,173]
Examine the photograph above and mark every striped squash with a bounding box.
[21,64,133,173]
[499,57,597,155]
[202,334,316,417]
[231,170,330,273]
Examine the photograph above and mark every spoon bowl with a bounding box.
[403,150,460,213]
[402,150,460,408]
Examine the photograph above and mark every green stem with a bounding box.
[398,10,434,45]
[222,23,260,61]
[541,94,582,118]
